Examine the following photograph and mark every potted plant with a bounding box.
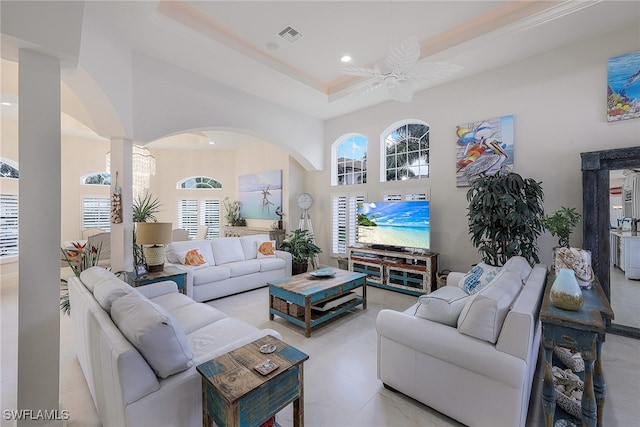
[279,229,322,275]
[223,197,241,226]
[133,192,162,266]
[543,207,581,248]
[467,171,545,266]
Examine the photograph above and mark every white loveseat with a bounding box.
[69,266,281,427]
[376,257,548,427]
[165,234,292,302]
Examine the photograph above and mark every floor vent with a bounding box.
[278,26,302,43]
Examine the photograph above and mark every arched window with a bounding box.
[178,176,222,189]
[381,120,430,181]
[82,172,111,185]
[332,134,367,186]
[0,158,19,179]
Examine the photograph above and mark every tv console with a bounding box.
[347,246,438,296]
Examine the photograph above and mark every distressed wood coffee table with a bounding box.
[269,269,367,337]
[196,335,309,427]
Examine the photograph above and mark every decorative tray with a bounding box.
[254,359,279,376]
[309,268,336,278]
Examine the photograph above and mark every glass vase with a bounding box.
[550,268,584,311]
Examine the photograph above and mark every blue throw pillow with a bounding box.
[458,262,501,294]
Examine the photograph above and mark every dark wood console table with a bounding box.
[540,270,613,427]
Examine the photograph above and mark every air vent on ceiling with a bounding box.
[278,26,302,43]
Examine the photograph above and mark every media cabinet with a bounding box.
[347,246,438,296]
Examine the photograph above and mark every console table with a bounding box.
[222,226,286,248]
[540,271,613,426]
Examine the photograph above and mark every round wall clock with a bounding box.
[297,192,313,210]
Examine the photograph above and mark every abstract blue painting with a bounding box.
[238,170,282,220]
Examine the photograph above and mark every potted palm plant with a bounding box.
[543,207,581,248]
[279,229,322,275]
[467,171,545,266]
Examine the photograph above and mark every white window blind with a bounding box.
[331,193,365,256]
[382,189,430,201]
[82,198,111,231]
[200,199,221,239]
[178,199,199,238]
[0,194,18,258]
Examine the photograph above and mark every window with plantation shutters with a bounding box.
[331,193,365,256]
[178,199,199,238]
[0,194,18,258]
[82,198,111,231]
[382,189,430,202]
[179,198,221,239]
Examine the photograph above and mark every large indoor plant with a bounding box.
[133,192,162,265]
[467,171,545,266]
[279,228,322,275]
[543,206,581,248]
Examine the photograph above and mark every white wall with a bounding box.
[315,24,640,273]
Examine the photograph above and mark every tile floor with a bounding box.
[610,266,640,330]
[2,269,640,426]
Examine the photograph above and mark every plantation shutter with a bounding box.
[332,193,364,256]
[0,194,18,258]
[178,199,198,238]
[82,198,111,231]
[200,199,220,238]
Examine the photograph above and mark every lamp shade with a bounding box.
[136,222,172,245]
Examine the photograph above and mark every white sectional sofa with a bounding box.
[69,266,282,427]
[376,257,548,427]
[165,234,292,302]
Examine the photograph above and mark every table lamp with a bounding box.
[136,222,172,272]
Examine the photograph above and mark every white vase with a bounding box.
[550,268,584,311]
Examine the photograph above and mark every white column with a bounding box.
[17,49,63,426]
[109,138,134,272]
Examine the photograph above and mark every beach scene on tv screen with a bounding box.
[357,201,430,249]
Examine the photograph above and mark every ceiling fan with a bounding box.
[339,36,463,102]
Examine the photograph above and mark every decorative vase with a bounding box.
[550,268,584,311]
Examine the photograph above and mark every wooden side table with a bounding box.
[197,335,309,427]
[540,271,614,427]
[125,265,187,295]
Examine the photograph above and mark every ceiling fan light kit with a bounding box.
[339,36,462,102]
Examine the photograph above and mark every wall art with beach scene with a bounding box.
[455,114,514,187]
[607,50,640,122]
[238,170,282,220]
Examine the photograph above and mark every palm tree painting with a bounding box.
[455,115,514,187]
[238,170,283,220]
[385,123,430,181]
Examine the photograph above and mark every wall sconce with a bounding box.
[135,222,172,272]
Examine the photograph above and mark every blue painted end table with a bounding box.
[197,335,308,427]
[540,270,614,427]
[125,265,187,295]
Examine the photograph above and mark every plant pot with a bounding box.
[292,262,308,275]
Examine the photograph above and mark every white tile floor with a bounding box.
[2,269,640,427]
[610,266,640,329]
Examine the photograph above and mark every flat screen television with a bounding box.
[356,200,430,251]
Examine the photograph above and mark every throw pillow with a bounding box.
[414,286,472,327]
[176,248,209,268]
[111,293,193,378]
[457,270,523,343]
[93,278,133,312]
[256,240,276,258]
[458,262,502,294]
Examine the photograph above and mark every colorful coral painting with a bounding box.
[607,50,640,122]
[238,170,282,220]
[455,115,514,187]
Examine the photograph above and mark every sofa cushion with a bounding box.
[169,303,228,335]
[240,234,271,259]
[176,248,209,269]
[415,286,472,327]
[257,257,286,272]
[211,237,245,264]
[93,278,134,312]
[192,266,231,286]
[502,256,532,284]
[257,240,277,258]
[151,292,196,312]
[111,293,194,378]
[80,266,117,292]
[457,270,523,343]
[166,240,215,266]
[458,262,502,294]
[227,260,261,277]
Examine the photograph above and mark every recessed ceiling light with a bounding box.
[341,55,352,63]
[1,102,11,106]
[208,141,215,145]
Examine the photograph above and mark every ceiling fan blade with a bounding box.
[385,36,421,72]
[339,66,379,77]
[388,80,414,103]
[406,60,464,82]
